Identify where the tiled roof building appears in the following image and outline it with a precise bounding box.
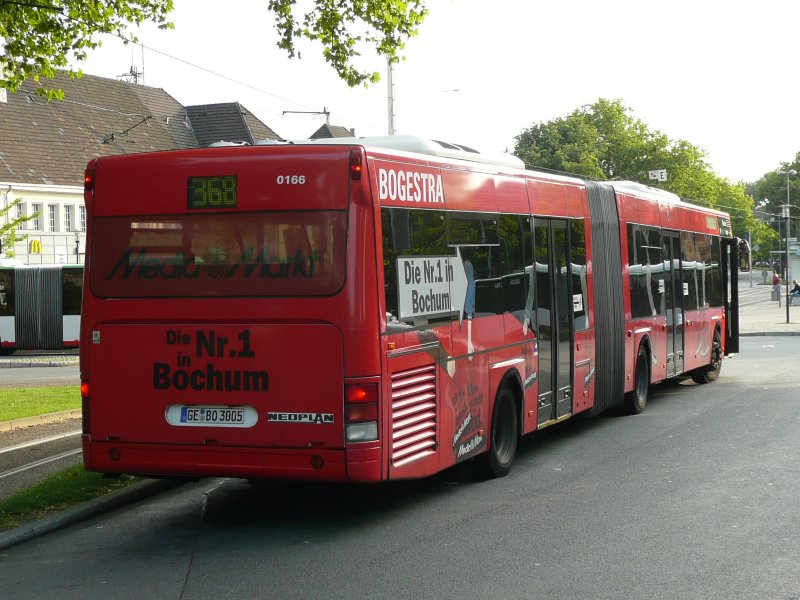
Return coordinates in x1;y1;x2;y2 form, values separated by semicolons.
0;72;281;263
186;102;282;148
309;123;354;139
1;72;198;187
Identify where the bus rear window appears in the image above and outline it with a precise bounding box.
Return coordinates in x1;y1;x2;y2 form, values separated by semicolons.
90;211;346;297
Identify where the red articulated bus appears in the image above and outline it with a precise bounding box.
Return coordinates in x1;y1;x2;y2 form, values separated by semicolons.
80;135;740;482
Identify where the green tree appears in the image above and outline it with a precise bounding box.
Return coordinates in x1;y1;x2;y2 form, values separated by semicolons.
747;153;800;260
268;0;428;87
1;199;38;259
514;98;757;238
748;153;800;219
0;0;174;99
0;0;427;99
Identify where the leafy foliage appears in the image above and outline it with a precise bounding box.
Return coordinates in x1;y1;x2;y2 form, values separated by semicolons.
267;0;428;86
0;0;175;99
746;154;800;260
0;0;428;98
514;99;758;238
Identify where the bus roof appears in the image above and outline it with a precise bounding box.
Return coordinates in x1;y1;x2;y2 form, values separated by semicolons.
256;134;526;170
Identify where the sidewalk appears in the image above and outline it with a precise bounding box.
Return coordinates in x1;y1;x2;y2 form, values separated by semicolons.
737;280;800;336
0;351;79;368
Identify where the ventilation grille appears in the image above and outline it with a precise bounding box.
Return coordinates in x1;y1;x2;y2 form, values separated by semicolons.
391;365;437;467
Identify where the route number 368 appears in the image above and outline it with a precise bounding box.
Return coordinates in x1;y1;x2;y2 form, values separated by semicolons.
277;175;306;184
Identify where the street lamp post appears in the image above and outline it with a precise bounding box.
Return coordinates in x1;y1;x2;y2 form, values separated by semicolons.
782;203;791;322
778;169;796;323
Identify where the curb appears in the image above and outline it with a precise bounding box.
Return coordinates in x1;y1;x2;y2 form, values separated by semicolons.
0;358;79;368
0;410;82;433
740;331;800;337
0;478;186;551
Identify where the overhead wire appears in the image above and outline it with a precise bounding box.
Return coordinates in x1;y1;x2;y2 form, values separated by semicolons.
55;10;385;133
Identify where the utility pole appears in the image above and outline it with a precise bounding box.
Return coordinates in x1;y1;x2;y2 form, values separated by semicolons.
387;58;396;136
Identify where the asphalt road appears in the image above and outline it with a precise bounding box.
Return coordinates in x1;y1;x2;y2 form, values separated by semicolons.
0;337;798;599
0;364;79;388
0;419;82;498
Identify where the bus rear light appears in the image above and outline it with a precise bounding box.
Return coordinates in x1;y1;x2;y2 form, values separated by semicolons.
346;422;378;443
81;381;90;434
346;403;378;423
350;149;363;180
346;382;377;403
345;381;378;442
82;398;90;435
84;161;96;191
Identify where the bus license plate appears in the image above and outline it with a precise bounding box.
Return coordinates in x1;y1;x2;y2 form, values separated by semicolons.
165;405;258;428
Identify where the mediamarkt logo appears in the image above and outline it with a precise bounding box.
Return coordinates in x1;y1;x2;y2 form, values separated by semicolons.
377;168;444;204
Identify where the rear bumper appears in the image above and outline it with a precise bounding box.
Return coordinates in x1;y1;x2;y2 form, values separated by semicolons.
83;437;383;482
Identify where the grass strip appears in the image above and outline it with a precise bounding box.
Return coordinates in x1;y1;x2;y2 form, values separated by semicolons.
0;386;80;422
0;465;138;531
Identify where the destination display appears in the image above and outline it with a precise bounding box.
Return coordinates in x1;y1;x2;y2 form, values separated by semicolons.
187;175;238;209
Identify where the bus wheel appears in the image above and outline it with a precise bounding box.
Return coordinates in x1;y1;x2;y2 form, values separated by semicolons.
624;344;649;415
691;330;722;384
474;386;518;479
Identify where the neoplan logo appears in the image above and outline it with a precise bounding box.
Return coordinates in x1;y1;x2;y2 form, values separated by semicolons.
268;412;334;425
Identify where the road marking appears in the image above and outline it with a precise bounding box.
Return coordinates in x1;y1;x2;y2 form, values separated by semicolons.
0;448;82;480
0;430;81;455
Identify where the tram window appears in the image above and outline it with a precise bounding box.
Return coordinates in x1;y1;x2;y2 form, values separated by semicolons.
62;269;83;316
0;269;14;317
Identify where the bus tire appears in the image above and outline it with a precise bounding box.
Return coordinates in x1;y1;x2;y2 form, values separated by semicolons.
474;385;518;479
624;344;649;415
691;329;722;384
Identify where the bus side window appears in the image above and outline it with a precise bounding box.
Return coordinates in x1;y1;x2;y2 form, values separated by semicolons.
499;215;531;319
570;218;588;331
681;231;700;311
381;207;447;327
706;235;723;308
447;212;501;317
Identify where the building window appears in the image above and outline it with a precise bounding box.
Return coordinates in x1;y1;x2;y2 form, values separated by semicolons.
15;202;24;230
49;204;58;232
79;205;86;231
32;203;42;231
64;205;73;232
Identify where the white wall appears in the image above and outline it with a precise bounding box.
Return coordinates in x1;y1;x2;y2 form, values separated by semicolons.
1;182;85;265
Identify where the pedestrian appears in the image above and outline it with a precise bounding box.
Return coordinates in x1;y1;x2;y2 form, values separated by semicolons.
790;279;800;304
773;270;782;306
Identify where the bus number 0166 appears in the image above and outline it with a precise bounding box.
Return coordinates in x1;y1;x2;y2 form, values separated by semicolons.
276;175;306;185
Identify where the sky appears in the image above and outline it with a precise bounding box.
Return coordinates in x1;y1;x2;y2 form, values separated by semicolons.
72;0;800;183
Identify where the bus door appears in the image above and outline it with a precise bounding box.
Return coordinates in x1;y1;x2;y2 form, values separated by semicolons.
534;219;573;427
662;230;684;376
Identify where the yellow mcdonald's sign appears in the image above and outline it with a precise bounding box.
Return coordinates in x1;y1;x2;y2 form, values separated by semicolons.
30;239;42;253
